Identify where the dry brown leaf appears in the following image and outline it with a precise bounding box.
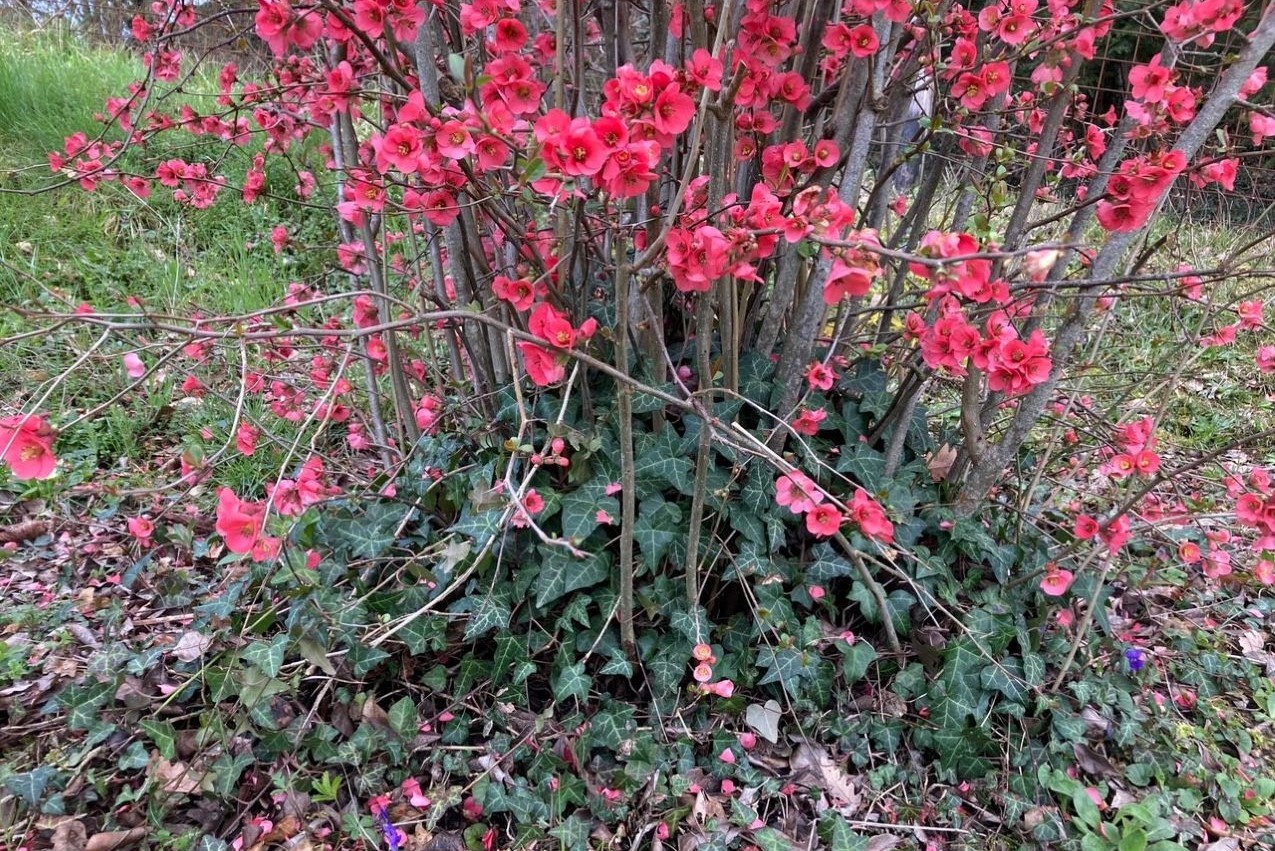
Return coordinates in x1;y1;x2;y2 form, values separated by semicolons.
359;695;394;735
865;835;903;851
171;631;212;663
1072;743;1118;777
0;520;48;544
691;790;726;824
1200;839;1240;851
1238;630;1267;658
790;742;861;812
421;833;465;851
46;656;79;679
678;830;709;851
927;444;958;481
147;755;206;795
85;828;149;851
66;624;100;648
51;819;87;851
1080;706;1113;738
281;835;314;851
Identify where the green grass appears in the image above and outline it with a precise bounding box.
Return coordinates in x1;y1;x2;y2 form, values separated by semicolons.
0;28;334;475
0;26;140;161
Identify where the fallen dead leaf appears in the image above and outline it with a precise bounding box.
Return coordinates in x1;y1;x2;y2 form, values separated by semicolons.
1200;839;1240;851
147;754;207;795
691;790;726;824
422;833;465;851
46;656;79;679
927;444;958;481
0;520;48;544
359;695;394;736
66;624;100;648
745;700;782;743
85;829;149;851
1110;789;1138;810
865;835;903;851
1072;743;1118;777
170;631;212;663
789;742;861;812
1238;630;1267;659
281;834;314;851
51;819;87;851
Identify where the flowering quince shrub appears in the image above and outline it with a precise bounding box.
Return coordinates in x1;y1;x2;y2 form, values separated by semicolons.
6;0;1275;835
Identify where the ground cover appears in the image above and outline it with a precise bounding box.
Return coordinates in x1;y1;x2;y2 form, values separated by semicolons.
3;8;1275;851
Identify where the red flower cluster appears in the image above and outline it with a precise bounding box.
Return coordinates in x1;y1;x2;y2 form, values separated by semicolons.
1159;0;1244;46
775;472;893;543
215;487;280;561
666;226;732;293
517;303;598;386
0;414;58;480
1095;150;1186;233
266;457;339;518
254;0;322;57
916;297;1052;396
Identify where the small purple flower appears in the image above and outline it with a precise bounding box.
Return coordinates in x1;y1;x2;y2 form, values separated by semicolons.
1125;648;1147;672
376;806;403;851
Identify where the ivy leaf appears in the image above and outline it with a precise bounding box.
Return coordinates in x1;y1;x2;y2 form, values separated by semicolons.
318;502;409;559
455;657;491;698
729;503;766;545
409;434;464;476
757;647;814;695
981;657;1028;704
553;659;590;703
560;488;619;543
634;496;683;566
60;679;115;732
141;719;178;761
535;548;611;609
600;651;633;677
835;444;887;491
210;752;255;798
646;638;686;717
741;461;772;516
739;351;777;405
1023;652;1046;687
548;815;592;849
753;828;797;851
807;544;855;583
841;641;877;685
590;702;636;750
556;595;592;631
634;430;694;495
4;765;61;808
396;616;446;654
118;741;149;771
731;798;762;829
670;604;709;645
344;641;390;676
242;634;288;678
932;724;993;777
818;812;868;851
388;697;418;740
847;578;880;622
492;633;526;675
632;384;678;414
465;592;512;639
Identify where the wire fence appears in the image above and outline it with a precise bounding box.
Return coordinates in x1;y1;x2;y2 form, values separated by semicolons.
1081;5;1275;227
2;0;1272;225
